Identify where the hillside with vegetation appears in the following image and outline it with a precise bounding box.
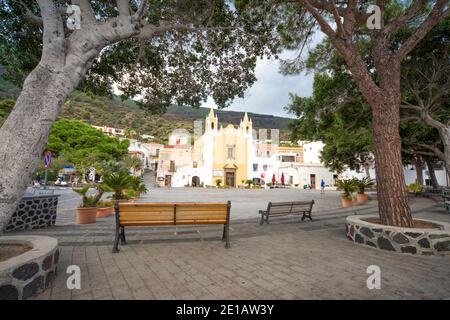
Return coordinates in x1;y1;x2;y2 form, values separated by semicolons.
0;78;292;143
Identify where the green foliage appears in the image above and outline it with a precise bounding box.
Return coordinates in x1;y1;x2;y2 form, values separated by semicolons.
215;178;222;187
120;155;143;173
286;71;373;173
73;184;108;208
97;200;113;208
0;98;14;126
0;0;274;113
245;179;253;187
128;176;148;195
355;177;375;194
407;183;424;193
103;172;134;200
124;189;137;199
336;179;357;200
46;118;129;166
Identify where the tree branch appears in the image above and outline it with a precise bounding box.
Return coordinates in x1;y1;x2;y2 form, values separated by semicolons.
383;0;427;36
132;0;148;21
417;143;445;162
37;0;65;69
137;21;237;39
71;0;96;24
19;0;43;25
117;0;131;17
396;0;450;63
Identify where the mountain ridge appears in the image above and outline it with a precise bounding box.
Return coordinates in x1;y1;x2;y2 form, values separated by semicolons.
0;78;293;143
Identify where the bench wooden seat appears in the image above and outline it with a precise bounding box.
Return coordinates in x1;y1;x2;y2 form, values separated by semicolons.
259;200;314;225
113;201;231;252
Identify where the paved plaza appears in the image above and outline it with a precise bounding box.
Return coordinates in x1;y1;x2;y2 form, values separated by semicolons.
10;185;450;300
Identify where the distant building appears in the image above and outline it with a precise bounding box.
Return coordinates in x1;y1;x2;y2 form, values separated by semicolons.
92;125;125;137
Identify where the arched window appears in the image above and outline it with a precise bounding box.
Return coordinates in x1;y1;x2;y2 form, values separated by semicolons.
211;122;215;130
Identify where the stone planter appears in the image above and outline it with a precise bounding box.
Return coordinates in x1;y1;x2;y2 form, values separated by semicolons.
341;197;354;207
4;194;60;232
346;215;450;255
356;193;368;203
0;236;59;300
96;207;114;218
76;207;97;224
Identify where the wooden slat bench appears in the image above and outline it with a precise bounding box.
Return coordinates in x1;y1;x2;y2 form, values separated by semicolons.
112;201;231;252
259;200;314;225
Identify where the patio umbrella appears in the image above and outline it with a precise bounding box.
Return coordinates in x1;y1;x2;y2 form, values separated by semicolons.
272;174;276;185
281;173;285;186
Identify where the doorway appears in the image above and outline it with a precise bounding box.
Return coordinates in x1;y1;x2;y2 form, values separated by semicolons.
310;174;316;189
225;171;235;187
192;176;200;187
164;175;172;187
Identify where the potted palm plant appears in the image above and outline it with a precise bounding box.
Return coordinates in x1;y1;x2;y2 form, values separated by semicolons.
96;200;114;218
73;184;107;224
215;178;222;188
129;176;148;199
355;177;375;203
103;171;133;202
337;179;357;207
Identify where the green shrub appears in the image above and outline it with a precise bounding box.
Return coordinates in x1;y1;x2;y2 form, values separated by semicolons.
337;179;358;200
355;177;375;194
97;200;113;208
408;183;423;193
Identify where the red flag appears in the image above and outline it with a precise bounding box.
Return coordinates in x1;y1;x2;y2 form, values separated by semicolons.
281;173;285;186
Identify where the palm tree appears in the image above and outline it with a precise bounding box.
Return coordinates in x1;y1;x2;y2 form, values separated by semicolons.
103;172;133;200
120;155;143;175
124;128;137;140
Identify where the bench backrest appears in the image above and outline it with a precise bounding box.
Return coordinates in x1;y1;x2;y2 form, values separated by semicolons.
117;202;230;226
267;200;314;215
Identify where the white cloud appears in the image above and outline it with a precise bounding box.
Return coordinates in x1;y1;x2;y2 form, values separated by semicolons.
202;32;325;118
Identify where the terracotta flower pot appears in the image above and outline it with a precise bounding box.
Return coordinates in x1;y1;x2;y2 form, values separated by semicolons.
356;193;369;203
96;207;114;218
76;207;97;224
341;197;354;208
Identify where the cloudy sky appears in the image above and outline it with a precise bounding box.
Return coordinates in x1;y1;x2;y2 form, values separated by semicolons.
201;58;314;119
201;33;324;119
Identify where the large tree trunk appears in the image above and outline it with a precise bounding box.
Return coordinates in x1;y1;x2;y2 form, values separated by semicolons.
350;47;413;227
425;158;439;188
0;66;78;232
0;0;142;232
371;97;413;227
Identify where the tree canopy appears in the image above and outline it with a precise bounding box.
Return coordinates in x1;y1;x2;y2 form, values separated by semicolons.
0;0;276;113
46;118;130;165
286;15;449;179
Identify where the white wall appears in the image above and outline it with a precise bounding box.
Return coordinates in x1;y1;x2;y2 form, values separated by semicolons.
302;141;325;164
404;165;449;186
297;165;337;189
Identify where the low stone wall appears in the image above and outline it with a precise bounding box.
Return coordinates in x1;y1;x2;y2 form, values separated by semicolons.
0;236;59;300
346;215;450;255
4;194;60;232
